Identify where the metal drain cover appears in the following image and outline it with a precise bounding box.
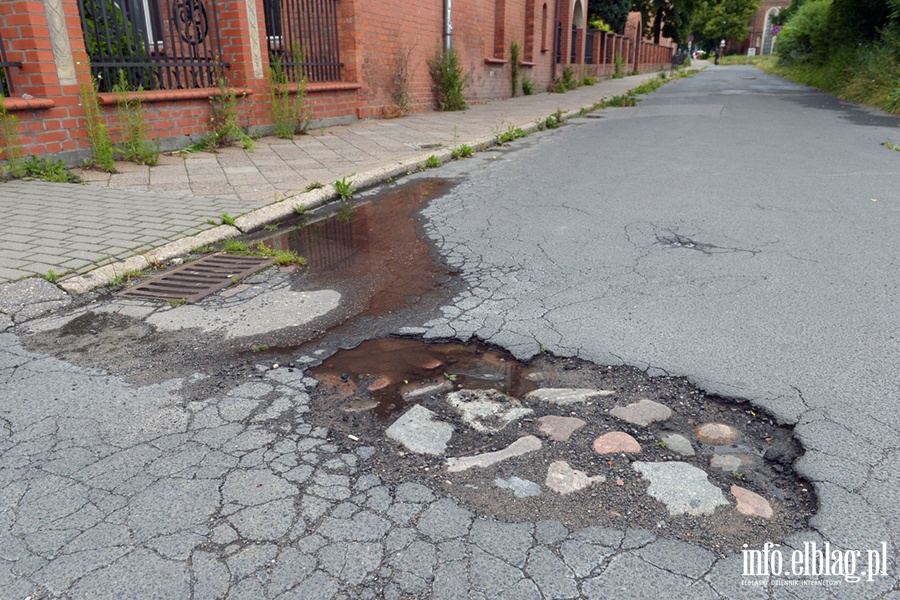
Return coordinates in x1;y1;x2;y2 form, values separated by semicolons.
118;253;274;302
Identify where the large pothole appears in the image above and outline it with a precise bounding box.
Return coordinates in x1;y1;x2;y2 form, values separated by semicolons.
306;336;815;554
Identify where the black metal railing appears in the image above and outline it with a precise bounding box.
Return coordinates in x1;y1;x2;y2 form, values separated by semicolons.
555;21;562;63
0;28;22;96
570;26;576;63
77;0;225;92
263;0;342;83
585;29;595;64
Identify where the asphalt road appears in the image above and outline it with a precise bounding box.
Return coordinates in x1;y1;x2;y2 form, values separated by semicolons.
2;65;898;599
420;64;900;593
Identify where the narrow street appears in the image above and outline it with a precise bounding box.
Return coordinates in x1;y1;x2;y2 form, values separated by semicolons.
1;65;898;598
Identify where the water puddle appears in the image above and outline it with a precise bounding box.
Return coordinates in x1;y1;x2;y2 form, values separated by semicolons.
309;337;538;419
250;178;456;333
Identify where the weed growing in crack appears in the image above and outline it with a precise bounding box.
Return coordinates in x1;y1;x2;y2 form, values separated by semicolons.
614;52;625;78
112;70;160;165
267;46;311;138
510;40;521;97
425;154;442;168
17;156;80;183
253;241;306;265
497;124;527;144
452;144;474;159
334;177;354;201
110;269;142;287
0;92;25;178
77;60;116;172
384;45;414;118
178;76;255;154
521;75;536;96
220;213;236;226
428;46;469;111
223;239;248;253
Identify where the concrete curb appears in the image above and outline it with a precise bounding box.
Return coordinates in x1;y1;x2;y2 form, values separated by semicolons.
60;254;151;295
60;71;671;295
60;225;241;294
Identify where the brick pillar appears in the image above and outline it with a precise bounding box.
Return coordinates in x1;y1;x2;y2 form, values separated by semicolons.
2;1;66;99
217;0;261;89
591;31;600;65
558;0;572;64
524;0;535;62
338;0;358;84
597;32;606;65
494;0;507;59
574;27;584;65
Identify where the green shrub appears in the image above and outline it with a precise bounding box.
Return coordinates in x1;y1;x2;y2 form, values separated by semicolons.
268;46;310;138
521;75;536;95
78;66;116;173
776;0;833;64
614;53;625;78
19;156;81;183
0;93;24;177
112;70;159;165
428;47;469;111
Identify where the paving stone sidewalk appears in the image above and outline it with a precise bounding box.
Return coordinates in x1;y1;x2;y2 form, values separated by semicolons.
0;72;661;286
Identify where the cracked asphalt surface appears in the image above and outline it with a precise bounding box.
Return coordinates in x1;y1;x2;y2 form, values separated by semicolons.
2;65;899;598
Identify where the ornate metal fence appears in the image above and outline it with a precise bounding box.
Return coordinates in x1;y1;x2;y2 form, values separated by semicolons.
77;0;225;92
0;28;21;96
585;29;595;64
570;26;576;63
263;0;342;83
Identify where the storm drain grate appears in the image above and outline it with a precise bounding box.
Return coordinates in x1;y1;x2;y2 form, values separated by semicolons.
117;253;274;302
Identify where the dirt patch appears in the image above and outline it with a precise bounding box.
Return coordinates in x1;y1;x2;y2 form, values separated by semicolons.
307;337;816;554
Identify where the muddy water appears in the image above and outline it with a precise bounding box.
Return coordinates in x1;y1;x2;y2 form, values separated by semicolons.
309;337;541;419
256;178;454;322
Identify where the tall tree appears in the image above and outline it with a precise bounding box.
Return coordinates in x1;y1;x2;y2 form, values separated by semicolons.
830;0;893;40
630;0;698;44
693;0;762;44
587;0;633;33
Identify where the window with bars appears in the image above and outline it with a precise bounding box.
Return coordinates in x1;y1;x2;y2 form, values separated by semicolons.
77;0;225;92
0;27;22;97
263;0;343;83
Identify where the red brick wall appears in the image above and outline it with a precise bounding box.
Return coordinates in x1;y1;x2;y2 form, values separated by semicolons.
740;1;788;55
0;0;665;163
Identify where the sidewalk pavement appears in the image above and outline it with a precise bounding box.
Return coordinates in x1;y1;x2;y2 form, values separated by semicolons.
0;71;665;292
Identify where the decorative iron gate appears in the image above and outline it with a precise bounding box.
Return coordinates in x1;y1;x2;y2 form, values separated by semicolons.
77;0;225;92
263;0;343;83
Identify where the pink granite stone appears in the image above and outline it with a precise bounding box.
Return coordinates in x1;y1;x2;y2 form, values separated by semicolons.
695;423;738;445
592;432;642;454
731;485;774;519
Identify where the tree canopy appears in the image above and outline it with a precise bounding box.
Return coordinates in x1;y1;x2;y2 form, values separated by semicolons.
587;0;633;33
691;0;762;45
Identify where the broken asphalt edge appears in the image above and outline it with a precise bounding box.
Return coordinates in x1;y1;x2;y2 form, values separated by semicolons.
58;70;679;295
